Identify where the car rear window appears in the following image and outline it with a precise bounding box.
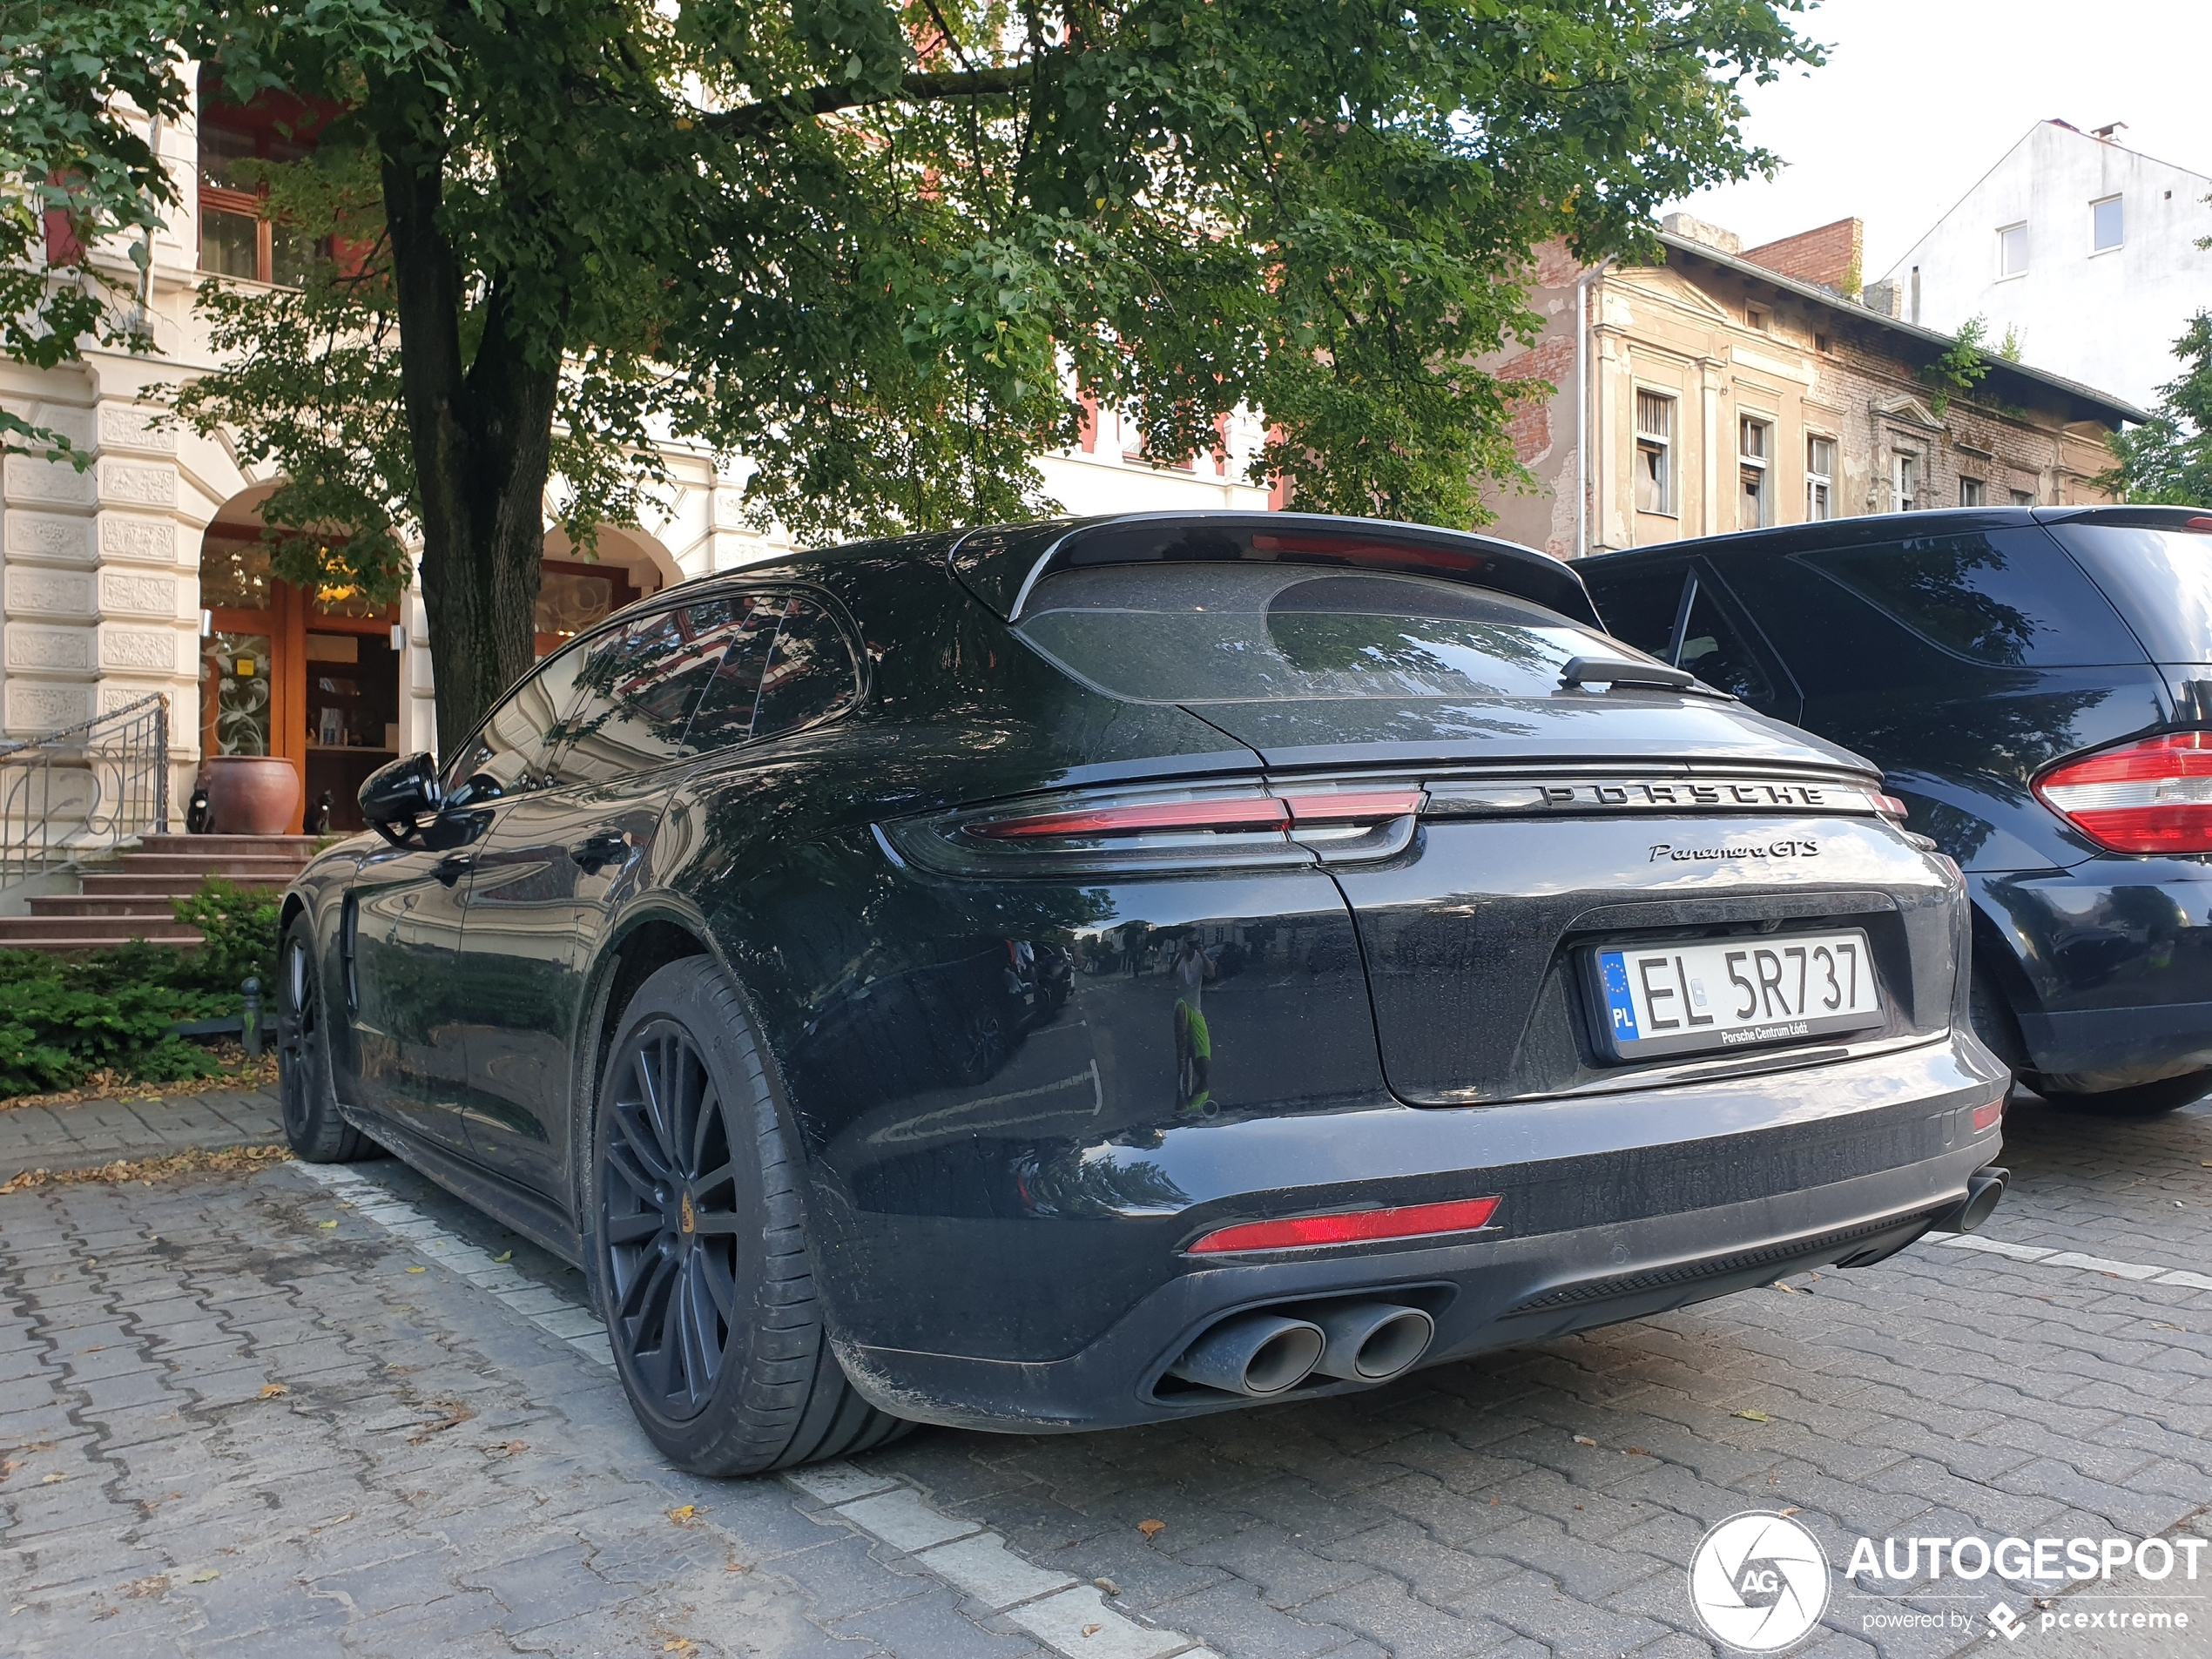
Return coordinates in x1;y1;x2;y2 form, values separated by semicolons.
2043;524;2212;664
1792;529;2141;667
1013;566;1622;704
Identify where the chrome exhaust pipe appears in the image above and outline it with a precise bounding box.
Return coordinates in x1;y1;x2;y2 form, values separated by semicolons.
1307;1301;1435;1384
1928;1165;2008;1234
1169;1312;1325;1397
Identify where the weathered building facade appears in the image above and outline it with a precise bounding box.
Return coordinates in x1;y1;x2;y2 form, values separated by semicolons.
1485;221;2143;563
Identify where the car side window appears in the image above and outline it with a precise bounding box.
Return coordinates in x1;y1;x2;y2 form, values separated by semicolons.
1677;582;1777;706
445;642;590;798
1588;565;1691;660
683;593;860;751
753;597;862;738
549;597;767;787
1794;530;2140;667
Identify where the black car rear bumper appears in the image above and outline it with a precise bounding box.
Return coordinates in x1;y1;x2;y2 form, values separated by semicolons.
831;1033;2007;1433
1977;860;2212;1083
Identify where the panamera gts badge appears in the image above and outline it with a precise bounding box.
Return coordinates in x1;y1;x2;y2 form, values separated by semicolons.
1649;840;1820;863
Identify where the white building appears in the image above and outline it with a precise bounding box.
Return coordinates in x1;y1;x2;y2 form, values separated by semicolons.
2;72;1270;836
1882;120;2212;412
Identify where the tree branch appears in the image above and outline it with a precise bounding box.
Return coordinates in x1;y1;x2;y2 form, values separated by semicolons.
702;64;1042;139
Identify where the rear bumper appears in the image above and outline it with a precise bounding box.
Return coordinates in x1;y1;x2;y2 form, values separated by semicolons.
1976;860;2212;1082
833;1032;2007;1433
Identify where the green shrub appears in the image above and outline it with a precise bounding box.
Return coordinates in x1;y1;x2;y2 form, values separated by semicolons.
0;873;282;1097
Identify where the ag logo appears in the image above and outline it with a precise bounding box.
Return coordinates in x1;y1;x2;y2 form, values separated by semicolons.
1688;1511;1831;1652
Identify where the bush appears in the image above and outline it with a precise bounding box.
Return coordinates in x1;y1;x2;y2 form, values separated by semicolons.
0;873;284;1097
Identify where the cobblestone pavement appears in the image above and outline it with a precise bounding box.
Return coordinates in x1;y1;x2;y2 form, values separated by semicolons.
0;1087;280;1181
0;1092;2206;1657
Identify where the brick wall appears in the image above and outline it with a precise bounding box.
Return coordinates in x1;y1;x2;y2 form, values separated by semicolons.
1741;218;1864;294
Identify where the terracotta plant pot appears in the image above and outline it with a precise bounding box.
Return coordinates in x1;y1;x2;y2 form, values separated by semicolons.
204;755;301;836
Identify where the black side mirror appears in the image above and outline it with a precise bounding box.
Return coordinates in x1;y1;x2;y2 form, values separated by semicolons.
359;752;443;847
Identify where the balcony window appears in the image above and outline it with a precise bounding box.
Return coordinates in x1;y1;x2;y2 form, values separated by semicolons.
1635;390;1675;515
1738;415;1771;529
1806;435;1836;522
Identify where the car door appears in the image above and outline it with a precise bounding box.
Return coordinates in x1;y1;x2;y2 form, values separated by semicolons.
343;656;581;1152
451;593;776;1195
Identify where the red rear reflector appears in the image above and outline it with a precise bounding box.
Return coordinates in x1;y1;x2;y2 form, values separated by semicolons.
1972;1100;2005;1132
974;797;1289;839
2034;732;2212;853
1282;788;1426;824
1186;1196;1501;1255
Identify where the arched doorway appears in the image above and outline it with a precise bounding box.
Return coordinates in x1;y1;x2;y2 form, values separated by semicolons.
198;492;402;834
532;528;678;656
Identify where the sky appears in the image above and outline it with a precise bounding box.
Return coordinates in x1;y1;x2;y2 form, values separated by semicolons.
1662;0;2212;280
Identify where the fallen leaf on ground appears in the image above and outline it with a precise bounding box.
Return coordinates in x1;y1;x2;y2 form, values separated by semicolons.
39;1473;64;1484
661;1641;697;1656
1773;1282;1799;1294
493;1250;513;1263
1094;1577;1120;1596
125;1575;168;1599
668;1505;698;1526
1572;1434;1596;1447
494;1440;528;1456
405;1399;476;1444
317;1220;338;1230
1082;1624;1103;1637
0;1145;288;1195
1624;1447;1651;1456
405;1266;426;1274
258;1384;287;1399
185;1570;219;1584
1136;1519;1165;1539
725;1561;751;1574
1487;1496;1500;1506
1778;1507;1800;1517
1733;1409;1771;1423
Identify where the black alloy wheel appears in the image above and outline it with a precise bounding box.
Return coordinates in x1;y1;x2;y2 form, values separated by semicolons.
589;957;911;1474
600;1021;741;1420
275;916;378;1163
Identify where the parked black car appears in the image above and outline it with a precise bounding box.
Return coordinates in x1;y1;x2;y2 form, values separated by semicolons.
278;512;2006;1475
1581;505;2212;1116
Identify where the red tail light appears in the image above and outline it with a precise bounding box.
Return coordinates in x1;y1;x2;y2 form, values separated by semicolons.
1872;792;1909;821
2034;733;2212;853
973;795;1288;839
1186;1195;1501;1255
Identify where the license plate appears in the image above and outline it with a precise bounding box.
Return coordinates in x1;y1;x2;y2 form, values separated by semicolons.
1588;930;1883;1061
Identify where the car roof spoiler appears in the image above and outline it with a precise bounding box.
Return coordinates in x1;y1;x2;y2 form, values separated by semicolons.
944;512;1602;627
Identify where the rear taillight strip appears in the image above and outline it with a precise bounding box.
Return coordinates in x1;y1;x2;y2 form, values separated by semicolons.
972;795;1288;839
2034;733;2212;854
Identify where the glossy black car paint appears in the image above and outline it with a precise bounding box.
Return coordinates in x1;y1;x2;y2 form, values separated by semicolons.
286;512;2005;1433
1581;505;2212;1093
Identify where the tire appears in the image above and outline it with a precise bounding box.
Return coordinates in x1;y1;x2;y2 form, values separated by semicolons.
276;915;381;1163
1966;961;2027;1076
2040;1069;2212;1118
586;958;912;1476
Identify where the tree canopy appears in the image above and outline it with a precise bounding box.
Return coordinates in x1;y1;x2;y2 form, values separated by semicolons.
12;0;1823;749
2100;311;2212;508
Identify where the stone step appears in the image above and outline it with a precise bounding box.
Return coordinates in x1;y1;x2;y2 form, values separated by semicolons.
24;894;198;919
0;915;204;947
78;873;240;897
111;854;312;880
138;833;321;855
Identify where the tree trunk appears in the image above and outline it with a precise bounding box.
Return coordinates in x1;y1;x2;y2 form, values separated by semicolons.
377;115;560;759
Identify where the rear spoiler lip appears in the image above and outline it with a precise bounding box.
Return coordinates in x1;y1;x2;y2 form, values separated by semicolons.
946;511;1602;628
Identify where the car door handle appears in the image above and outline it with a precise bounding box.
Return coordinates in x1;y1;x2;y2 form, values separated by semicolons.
433;852;475;887
570;829;633;873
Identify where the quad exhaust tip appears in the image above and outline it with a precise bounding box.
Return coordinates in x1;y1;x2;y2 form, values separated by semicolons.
1168;1299;1437;1399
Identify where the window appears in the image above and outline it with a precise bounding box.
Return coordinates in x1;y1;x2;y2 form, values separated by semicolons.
1584;566;1693;660
1738;416;1771;529
450;646;589;797
1910;264;1922;322
1796;532;2141;668
1806;435;1836;522
2011;489;2036;507
2092;194;2123;253
550;600;770;785
1893;452;1919;513
681;593;861;751
1959;477;1985;508
1635;391;1675;515
1676;583;1776;706
1998;223;2029;279
1814;332;1831;354
1745;305;1770;332
197;72;329;287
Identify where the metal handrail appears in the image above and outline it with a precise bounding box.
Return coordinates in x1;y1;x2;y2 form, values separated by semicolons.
0;692;171;896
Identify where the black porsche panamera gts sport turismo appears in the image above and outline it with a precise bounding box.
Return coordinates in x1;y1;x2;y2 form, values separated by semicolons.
278;512;2011;1475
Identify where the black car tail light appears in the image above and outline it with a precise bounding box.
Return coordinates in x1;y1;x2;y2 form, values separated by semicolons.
880;781;1427;876
2033;732;2212;854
